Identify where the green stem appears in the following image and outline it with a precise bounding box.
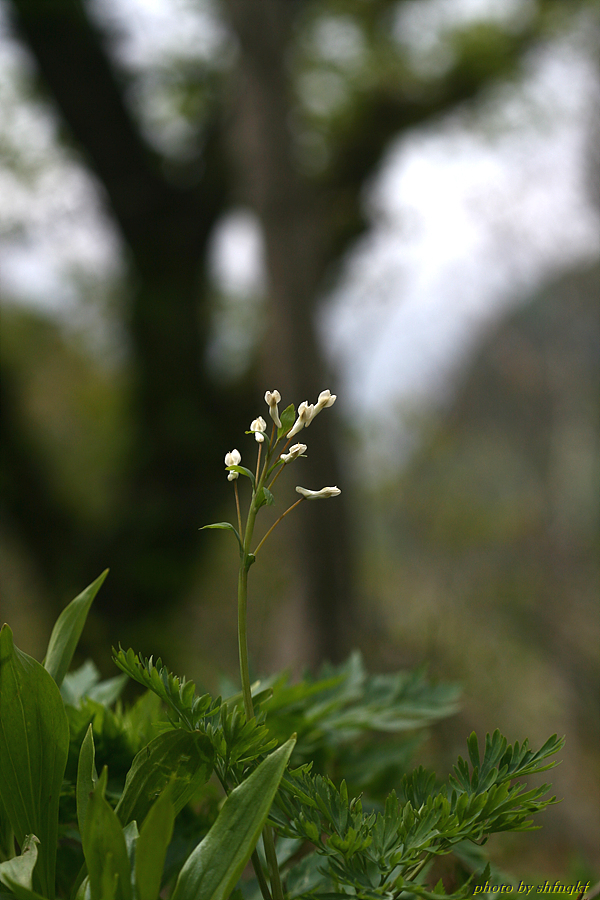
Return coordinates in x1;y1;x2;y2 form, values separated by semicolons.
237;562;253;720
251;849;273;900
263;824;285;900
253;497;304;556
236;436;287;895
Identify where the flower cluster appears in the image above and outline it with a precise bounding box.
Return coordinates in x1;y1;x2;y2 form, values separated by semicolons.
223;388;340;502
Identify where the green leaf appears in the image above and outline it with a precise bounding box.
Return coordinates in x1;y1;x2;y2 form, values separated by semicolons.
43;571;108;687
0;835;39;891
0;625;69;899
82;768;131;900
115;729;214;827
171;736;296;900
200;522;243;552
76;725;98;837
263;487;274;505
224;464;256;488
112;648;220;731
135;784;175;900
277;404;295;440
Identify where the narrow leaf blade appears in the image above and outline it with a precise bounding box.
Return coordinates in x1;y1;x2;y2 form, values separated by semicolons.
44;571;108;687
76;725;97;837
135;785;175;900
82;769;131;900
171;736;295;900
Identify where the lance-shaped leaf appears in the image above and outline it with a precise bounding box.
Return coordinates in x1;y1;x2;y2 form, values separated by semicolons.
115;729;214;827
44;571;108;687
0;625;69;899
171;736;296;900
135;784;175;900
82;768;131;900
200;522;243;552
76;725;98;837
277;404;295;440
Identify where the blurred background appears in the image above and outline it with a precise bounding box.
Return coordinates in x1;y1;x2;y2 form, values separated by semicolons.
1;0;598;883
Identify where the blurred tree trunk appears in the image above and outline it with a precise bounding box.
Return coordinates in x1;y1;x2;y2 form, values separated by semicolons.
3;0;557;661
223;0;355;664
4;0;243;623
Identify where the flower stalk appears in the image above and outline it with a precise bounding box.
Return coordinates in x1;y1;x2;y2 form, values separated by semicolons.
208;388;340;899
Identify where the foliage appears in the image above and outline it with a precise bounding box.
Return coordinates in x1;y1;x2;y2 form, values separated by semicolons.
0;574;564;900
0;391;565;898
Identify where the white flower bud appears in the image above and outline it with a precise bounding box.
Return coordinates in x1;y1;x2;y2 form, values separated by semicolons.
295;485;341;500
280;443;307;464
264;390;282;428
250;416;267;442
311;389;337;420
287;401;314;438
224;449;241;480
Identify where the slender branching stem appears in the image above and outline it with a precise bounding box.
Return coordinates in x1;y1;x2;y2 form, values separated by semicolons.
263;824;285;900
236;421;303;897
251;849;273;900
234;480;242;537
253;498;304;556
266;462;286;492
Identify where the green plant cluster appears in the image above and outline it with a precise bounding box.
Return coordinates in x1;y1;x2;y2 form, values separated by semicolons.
0;393;565;900
0;573;563;900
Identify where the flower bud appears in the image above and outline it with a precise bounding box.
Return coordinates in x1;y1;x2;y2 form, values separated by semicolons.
225;449;241;480
287;401;314;438
311;389;337;420
280;443;307;464
250;416;267;442
295;485;341;500
264;390;282;428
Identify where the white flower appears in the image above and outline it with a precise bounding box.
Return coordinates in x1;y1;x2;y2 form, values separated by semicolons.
295;485;341;500
264;390;282;428
287;401;314;438
225;449;241;480
280;443;307;464
250;416;267;442
311;389;337;420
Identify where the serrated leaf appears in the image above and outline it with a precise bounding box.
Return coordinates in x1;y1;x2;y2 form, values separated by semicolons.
0;625;69;899
43;571;108;687
171;736;296;900
115;729;214;827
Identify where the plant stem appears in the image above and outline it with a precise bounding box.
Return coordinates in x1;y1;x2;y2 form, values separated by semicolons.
237;562;254;720
251;849;273;900
234;480;242;536
236;436;288;897
263;824;285;900
253;498;304;556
